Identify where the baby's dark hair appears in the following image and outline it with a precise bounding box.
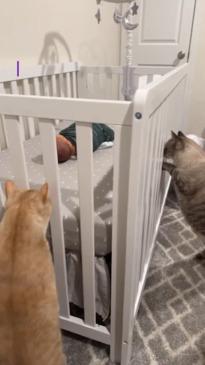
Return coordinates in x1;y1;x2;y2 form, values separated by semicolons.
56;135;73;163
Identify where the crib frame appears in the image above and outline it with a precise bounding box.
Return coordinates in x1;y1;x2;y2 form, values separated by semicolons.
0;61;188;364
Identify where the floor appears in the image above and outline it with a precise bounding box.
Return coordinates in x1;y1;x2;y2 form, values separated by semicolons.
62;191;205;364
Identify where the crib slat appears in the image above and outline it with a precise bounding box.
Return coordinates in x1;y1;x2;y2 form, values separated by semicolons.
0;183;5;208
149;104;167;251
55;75;61;97
0;84;8;149
51;75;58;97
42;77;48;96
64;73;72;97
39;120;70;318
10;81;25;141
141;114;156;270
76;122;96;326
23;79;36;138
139;115;153;277
59;74;65;97
51;75;60;125
4;115;29;188
70;71;78;98
73;71;78;97
0;115;7;150
33;78;41;135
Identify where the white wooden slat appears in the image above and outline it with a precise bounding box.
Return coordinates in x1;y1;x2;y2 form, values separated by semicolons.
143;113;158;268
0;94;132;126
39;120;70;318
142;113;157;266
4;115;29;189
69;73;75;98
42;76;49;96
51;75;60;125
139;116;156;280
51;75;59;97
72;71;78;98
152;103;169;240
23;79;36;138
76;122;96;326
148;106;167;260
47;76;53;97
77;69;89;99
55;75;61;97
110;125;132;363
0;83;8;149
33;78;41;135
33;78;41;94
10;81;25;141
0;183;5;208
59;73;65;97
64;73;72;98
0;114;7;150
133;176;172;318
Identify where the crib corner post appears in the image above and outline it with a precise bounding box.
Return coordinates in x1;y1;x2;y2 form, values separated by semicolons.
110;123;132;364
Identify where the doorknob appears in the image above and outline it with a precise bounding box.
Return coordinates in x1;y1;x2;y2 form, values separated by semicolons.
177;51;186;60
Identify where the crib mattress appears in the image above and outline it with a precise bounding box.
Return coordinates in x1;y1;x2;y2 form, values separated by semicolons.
0;131;113;256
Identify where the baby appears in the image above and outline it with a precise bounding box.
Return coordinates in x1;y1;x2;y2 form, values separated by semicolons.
56;123;114;163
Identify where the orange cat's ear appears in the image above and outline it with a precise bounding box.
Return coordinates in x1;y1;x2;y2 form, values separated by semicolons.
40;183;49;203
5;180;16;199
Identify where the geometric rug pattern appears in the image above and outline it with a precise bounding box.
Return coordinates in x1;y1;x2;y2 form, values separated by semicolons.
62;191;205;364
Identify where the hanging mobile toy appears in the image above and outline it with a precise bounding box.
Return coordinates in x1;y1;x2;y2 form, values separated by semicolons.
95;0;139;100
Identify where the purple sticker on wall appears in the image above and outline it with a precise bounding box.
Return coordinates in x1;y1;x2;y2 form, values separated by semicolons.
17;61;20;77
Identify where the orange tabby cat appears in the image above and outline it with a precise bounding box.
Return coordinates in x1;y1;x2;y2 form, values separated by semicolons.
0;181;65;365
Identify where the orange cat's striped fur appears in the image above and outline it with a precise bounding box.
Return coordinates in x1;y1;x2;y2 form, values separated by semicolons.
0;181;65;365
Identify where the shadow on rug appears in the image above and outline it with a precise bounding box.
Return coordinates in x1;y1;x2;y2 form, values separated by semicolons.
62;190;205;365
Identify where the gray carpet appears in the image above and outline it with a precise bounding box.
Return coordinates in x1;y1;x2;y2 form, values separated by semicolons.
62;191;205;365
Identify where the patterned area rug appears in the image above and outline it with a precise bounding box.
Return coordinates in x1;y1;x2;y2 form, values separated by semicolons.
62;191;205;365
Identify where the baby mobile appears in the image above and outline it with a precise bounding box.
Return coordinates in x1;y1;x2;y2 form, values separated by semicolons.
95;0;139;100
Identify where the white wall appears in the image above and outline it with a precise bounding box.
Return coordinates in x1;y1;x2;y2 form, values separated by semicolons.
0;0;121;69
187;0;205;136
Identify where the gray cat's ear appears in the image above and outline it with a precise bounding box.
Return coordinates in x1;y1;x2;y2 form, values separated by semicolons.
5;180;17;199
171;131;178;139
40;183;49;203
178;131;186;138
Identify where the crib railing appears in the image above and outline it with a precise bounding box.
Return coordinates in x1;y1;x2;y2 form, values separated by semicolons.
0;62;79;146
0;90;133;346
0;62;189;365
121;63;188;364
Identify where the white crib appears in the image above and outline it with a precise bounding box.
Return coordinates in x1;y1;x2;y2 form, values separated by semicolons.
0;61;188;364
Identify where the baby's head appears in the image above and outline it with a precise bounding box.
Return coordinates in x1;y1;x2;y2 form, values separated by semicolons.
56;135;75;163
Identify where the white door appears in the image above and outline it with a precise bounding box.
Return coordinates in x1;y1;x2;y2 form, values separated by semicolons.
121;0;196;66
